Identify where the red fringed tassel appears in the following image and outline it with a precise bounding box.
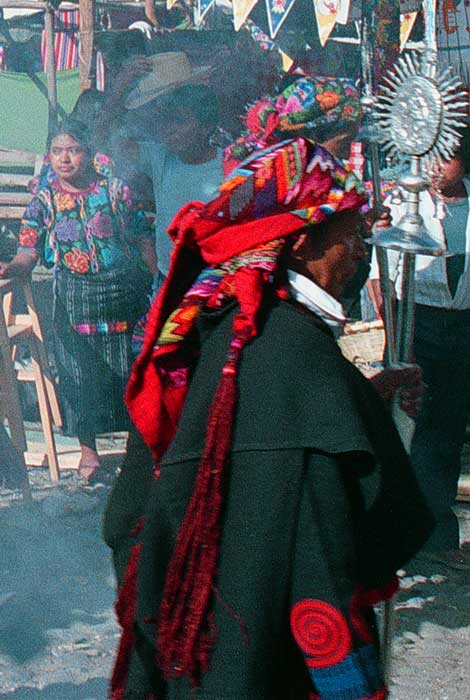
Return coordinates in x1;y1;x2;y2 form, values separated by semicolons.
157;365;238;686
110;541;144;699
353;577;399;608
111;693;158;700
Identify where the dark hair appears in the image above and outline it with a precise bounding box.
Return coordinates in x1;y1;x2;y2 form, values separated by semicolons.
70;88;106;127
160;84;219;130
303;119;358;144
49;118;92;152
456;124;470;173
95;29;148;70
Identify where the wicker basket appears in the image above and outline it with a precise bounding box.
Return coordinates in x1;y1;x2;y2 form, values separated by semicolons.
338;320;385;374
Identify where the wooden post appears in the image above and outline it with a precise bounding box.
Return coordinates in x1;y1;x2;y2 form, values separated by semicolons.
43;5;58;138
79;0;94;92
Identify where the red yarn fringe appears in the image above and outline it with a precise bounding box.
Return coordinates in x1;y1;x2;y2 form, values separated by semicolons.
111;693;157;700
310;690;387;700
110;541;143;699
353;577;399;607
157;368;238;686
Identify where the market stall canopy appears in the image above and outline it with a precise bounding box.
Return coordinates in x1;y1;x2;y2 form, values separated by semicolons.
0;69;79;152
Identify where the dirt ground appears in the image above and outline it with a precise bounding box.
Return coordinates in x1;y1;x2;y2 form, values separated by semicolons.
1;449;470;699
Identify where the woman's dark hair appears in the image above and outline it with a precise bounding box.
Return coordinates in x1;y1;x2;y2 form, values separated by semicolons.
70;88;106;128
48;118;92;152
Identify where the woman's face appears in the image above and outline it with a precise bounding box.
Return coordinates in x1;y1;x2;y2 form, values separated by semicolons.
49;133;88;184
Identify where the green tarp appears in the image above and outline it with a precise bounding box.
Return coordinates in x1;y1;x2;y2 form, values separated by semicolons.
0;69;80;153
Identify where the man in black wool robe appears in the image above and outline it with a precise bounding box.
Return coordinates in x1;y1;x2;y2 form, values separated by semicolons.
104;136;433;700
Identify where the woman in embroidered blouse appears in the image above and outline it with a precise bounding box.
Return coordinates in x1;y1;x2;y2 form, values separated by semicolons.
0;119;157;483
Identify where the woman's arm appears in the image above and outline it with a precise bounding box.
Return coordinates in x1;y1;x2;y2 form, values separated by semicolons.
137;236;158;274
115;179;157;273
0;250;39;279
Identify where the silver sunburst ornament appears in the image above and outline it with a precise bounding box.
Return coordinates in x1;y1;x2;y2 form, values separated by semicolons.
374;50;467;167
368;48;468;257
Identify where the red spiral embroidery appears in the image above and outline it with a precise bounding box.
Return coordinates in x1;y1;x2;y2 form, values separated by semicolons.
290;599;352;669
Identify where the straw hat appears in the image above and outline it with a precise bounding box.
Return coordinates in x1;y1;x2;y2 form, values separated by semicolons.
125;51;213;110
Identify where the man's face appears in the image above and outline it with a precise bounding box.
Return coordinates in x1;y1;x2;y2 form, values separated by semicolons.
295;211;368;299
433;154;465;192
157;106;209;157
321;213;367;293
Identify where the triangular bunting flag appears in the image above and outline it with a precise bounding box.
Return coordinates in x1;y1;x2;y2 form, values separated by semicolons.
244;19;276;50
232;0;259;31
336;0;351;25
280;49;294;71
400;11;418;51
195;0;217;25
265;0;298;39
312;0;340;47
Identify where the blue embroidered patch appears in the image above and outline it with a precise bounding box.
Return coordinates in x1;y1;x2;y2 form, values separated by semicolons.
309;645;384;700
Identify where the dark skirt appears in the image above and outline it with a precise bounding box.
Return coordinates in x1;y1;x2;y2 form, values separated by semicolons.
53;266;150;437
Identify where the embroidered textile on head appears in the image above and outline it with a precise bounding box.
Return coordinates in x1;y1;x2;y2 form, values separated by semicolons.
113;137;367;696
224;76;361;176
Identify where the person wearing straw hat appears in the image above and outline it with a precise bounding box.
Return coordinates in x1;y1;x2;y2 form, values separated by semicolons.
104;136;433;700
121;52;224;293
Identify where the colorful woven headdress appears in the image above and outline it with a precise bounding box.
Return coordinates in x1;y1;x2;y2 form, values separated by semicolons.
114;138;367;696
224;76;361;175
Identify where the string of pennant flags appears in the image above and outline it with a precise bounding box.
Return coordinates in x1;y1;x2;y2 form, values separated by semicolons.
183;0;423;45
183;0;470;93
143;0;470;65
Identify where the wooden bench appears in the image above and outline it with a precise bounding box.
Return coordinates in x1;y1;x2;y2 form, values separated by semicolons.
0;147;43;221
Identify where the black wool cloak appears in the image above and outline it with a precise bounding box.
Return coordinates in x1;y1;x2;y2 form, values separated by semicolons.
104;297;434;700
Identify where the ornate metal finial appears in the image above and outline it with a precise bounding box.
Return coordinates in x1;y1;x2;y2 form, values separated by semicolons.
374;51;468;168
368;47;468;256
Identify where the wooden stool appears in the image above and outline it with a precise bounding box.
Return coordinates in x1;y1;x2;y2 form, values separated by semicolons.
0;276;61;485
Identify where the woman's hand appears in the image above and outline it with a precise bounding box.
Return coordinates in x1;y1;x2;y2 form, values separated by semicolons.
370;363;424;418
0;251;38;279
0;261;11;279
137;237;158;274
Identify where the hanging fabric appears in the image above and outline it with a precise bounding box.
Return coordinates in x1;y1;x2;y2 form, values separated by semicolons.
41;9;79;72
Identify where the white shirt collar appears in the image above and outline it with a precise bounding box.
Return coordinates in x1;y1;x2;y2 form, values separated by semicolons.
287;269;347;338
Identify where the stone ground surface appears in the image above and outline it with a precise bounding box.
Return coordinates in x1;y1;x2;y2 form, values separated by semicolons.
1;434;470;699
